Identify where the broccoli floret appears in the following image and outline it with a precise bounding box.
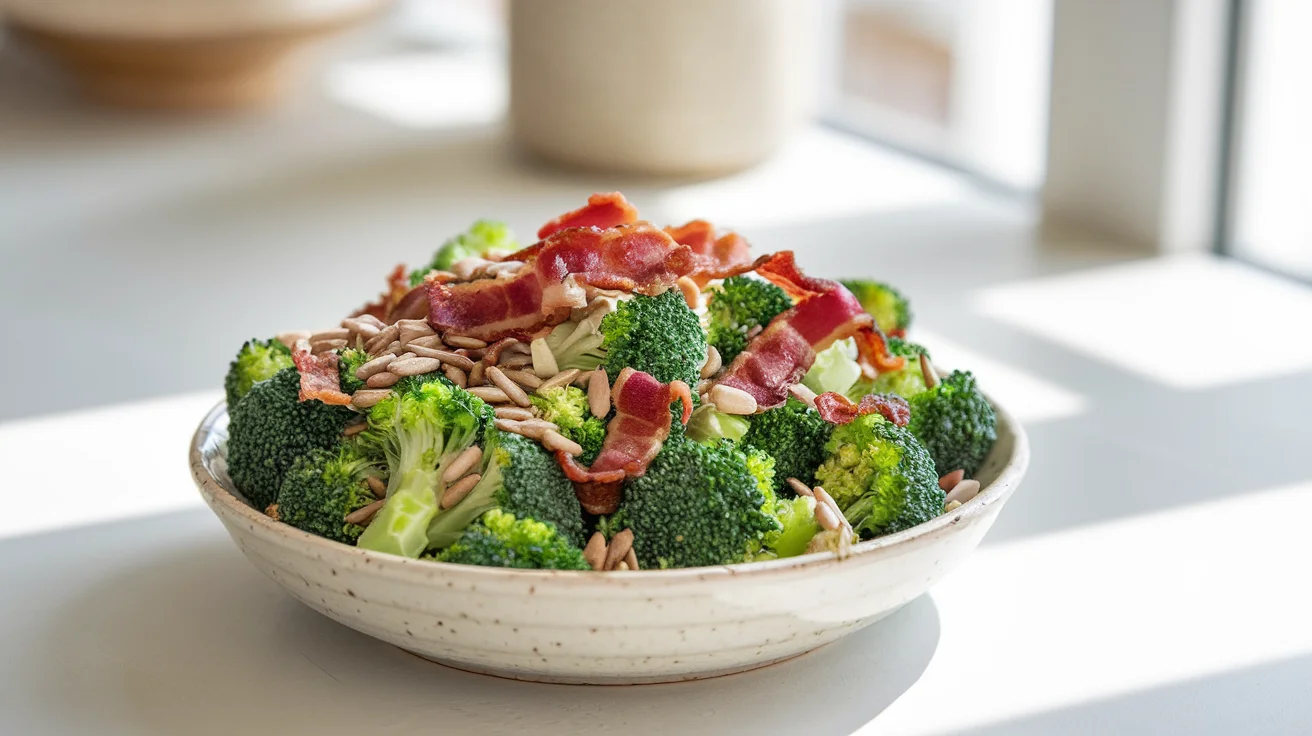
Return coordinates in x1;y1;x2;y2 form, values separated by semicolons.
544;312;608;371
617;437;780;569
601;290;707;386
802;338;862;396
276;445;379;544
224;338;293;407
226;367;356;510
840;280;912;336
907;370;997;478
848;338;930;400
426;429;586;550
338;347;369;394
705;276;793;365
765;495;823;558
409;219;517;285
355;379;492;558
814;413;943;538
685;403;751;445
436;509;589;570
740;397;833;494
529;386;606;464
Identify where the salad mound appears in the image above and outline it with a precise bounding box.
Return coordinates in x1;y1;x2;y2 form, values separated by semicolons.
224;192;997;570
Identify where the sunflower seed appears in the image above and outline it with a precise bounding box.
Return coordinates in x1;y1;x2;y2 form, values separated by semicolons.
786;477;814;497
351;389;392;409
695;379;713;396
311;338;347;355
938;469;965;491
536;368;580;393
604;529;634;571
444;365;468;388
814;501;840;531
311;328;351;343
530;338;559;377
343;423;368;437
381;340;405;357
440;473;482;509
444;335;488;350
468;362;486;386
615;561;630;571
355;354;396;380
588;369;610;418
406;335;444;349
920;353;939;390
366;476;386;498
345;498;386;526
789;384;819;409
494;406;535;421
406;344;476;371
944;500;963;513
583;532;607;571
366;372;399;388
390;357;441;377
501;368;542;389
441;446;483;484
275;331;311;349
397;319;435;345
709;384;757;415
357;314;387;329
494;418;547;440
468;386;511;403
542;429;583;456
365;324;399;354
624;547;639;571
700;345;722;378
486;366;532;407
746;324;764;339
677;276;701;309
944;479;981;506
813;486;840;516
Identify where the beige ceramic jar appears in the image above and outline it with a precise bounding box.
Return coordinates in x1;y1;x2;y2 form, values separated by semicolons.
509;0;819;176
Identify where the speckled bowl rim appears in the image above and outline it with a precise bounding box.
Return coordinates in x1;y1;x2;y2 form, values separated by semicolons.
191;395;1028;584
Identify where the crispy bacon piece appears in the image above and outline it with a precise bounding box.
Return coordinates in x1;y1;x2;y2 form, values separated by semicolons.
427;223;693;341
290;340;352;406
536;192;640;241
713;251;901;411
814;392;910;427
665;219;755;286
556;369;693;514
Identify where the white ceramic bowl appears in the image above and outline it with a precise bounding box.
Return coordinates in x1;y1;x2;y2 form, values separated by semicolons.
191;398;1028;684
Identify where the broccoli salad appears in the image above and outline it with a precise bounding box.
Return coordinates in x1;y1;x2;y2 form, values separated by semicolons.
220;192;996;571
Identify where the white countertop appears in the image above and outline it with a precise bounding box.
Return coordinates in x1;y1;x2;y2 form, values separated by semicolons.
3;24;1312;735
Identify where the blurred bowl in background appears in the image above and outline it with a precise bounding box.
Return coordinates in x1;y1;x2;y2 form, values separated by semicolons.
509;0;819;176
3;0;388;109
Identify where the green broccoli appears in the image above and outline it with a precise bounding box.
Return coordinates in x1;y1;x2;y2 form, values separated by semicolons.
802;338;862;396
764;495;823;558
354;379;492;558
275;445;379;544
840;280;912;336
616;437;780;569
705;276;793;365
740;397;833;494
848;338;930;400
226;367;357;510
529;386;606;463
544;311;608;371
426;429;586;550
409;219;517;285
601;289;708;386
907;370;997;478
685;403;751;445
436;509;589;570
338;347;370;394
224;338;294;407
814;413;943;538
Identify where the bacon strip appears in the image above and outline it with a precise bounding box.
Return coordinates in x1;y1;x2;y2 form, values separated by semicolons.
427;223;693;341
291;340;352;406
536;192;640;241
556;369;693;514
713;251;901;411
665;219;755;286
814;392;910;427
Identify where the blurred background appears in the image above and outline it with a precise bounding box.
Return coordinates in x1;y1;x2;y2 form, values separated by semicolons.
1;1;1310;731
